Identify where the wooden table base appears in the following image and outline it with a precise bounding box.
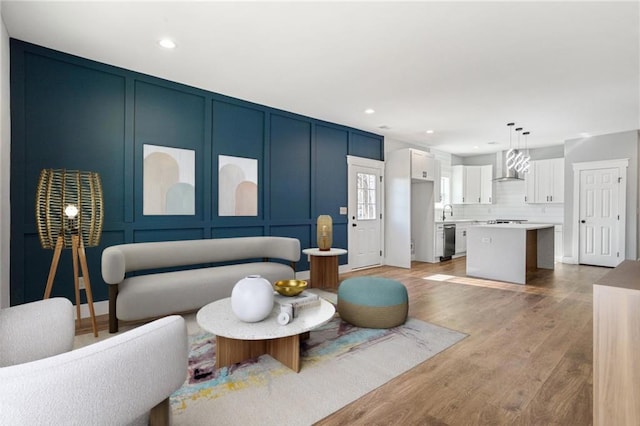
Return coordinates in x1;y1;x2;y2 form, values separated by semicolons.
216;334;301;372
309;255;339;289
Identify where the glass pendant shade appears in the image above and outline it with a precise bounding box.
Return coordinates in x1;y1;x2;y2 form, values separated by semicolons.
317;215;333;251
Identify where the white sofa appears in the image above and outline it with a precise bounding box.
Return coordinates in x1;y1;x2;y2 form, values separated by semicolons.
0;298;188;425
102;236;300;332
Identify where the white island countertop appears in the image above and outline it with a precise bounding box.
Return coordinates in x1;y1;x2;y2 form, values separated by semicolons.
466;224;555;284
471;223;556;230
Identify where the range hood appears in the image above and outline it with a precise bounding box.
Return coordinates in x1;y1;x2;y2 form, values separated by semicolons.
493;150;524;181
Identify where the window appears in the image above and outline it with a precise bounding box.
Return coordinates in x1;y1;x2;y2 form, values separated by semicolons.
437;176;451;207
356;172;377;220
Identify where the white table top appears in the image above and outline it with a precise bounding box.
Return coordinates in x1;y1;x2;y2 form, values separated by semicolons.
302;248;348;256
197;297;335;340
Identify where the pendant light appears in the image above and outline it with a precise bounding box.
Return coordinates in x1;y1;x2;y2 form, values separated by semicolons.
521;131;531;173
506;124;531;173
505;123;518;171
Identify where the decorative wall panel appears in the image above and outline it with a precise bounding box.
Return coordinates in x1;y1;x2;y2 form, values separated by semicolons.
10;39;383;305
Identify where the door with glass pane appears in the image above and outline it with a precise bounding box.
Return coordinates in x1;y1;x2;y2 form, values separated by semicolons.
348;161;383;269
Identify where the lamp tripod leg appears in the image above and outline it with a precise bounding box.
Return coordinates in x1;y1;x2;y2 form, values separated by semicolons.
43;236;64;299
71;235;82;330
77;237;98;337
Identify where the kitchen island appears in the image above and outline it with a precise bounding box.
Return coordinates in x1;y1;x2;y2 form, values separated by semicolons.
466;223;555;284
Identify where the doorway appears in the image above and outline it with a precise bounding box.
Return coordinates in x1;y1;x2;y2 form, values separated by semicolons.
572;159;628;267
347;155;384;270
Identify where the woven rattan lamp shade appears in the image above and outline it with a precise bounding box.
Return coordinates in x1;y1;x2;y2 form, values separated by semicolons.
35;169;104;249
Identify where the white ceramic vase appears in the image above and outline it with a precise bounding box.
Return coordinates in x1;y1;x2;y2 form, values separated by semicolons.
231;275;274;322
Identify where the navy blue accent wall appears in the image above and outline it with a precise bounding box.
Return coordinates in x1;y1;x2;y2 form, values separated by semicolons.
9;39;383;305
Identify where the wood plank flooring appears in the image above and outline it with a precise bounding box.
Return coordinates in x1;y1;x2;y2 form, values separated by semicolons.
78;258;605;425
316;258;602;425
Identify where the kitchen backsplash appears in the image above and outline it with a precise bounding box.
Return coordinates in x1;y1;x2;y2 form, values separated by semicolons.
437;179;564;224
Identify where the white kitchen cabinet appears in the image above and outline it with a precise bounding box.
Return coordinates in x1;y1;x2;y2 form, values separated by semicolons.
451;165;464;204
385;148;440;267
464;166;481;204
435;223;444;258
451;165;492;204
411;149;436;181
455;223;468;254
480;165;493;204
525;158;564;204
524;167;535;203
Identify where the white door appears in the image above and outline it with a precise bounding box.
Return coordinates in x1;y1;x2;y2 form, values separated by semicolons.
348;160;383;269
579;167;621;267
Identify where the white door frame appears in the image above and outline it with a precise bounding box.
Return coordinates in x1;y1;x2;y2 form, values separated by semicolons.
571;158;628;265
347;155;385;270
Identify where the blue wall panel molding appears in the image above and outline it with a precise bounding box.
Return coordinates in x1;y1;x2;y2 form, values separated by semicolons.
9;39;383;305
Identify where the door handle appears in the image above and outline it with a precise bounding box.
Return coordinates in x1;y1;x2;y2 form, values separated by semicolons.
352;223;357;227
580;220;586;224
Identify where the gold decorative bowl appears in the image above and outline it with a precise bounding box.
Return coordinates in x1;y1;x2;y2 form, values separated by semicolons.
274;279;308;297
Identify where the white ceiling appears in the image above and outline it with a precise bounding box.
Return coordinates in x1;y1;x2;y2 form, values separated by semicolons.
2;1;639;156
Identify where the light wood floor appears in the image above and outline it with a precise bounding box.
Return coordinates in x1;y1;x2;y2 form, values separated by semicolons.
79;258;605;425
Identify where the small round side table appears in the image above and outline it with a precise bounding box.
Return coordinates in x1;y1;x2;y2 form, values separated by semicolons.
302;248;347;290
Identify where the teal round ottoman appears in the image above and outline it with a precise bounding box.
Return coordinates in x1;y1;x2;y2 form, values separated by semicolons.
337;277;408;328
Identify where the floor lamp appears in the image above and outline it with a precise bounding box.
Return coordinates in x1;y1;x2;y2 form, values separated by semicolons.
35;169;104;337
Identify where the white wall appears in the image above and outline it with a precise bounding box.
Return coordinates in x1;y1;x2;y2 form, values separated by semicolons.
0;7;10;307
564;130;639;261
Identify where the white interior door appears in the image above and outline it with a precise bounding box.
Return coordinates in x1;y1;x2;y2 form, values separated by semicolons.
579;167;621;267
348;158;383;269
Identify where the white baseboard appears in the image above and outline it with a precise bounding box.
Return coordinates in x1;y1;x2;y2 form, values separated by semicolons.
562;256;578;264
75;300;109;320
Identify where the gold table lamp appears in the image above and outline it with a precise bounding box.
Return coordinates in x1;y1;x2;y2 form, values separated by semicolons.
35;169;104;337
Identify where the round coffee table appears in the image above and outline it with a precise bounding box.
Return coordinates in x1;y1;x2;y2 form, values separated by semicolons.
197;297;335;372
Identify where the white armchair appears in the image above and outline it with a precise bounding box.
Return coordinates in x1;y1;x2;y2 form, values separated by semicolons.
0;298;188;425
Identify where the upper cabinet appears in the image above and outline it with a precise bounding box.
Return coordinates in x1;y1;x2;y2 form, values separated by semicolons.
524;158;564;204
451;164;493;204
480;165;493;204
410;149;436;181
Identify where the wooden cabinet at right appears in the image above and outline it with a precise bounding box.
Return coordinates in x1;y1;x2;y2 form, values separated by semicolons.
524;158;564;204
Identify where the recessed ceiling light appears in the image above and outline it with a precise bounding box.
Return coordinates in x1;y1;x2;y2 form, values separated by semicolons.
474;146;479;149
579;132;591;138
159;38;176;49
378;125;390;129
364;108;375;114
426;130;434;134
487;141;497;145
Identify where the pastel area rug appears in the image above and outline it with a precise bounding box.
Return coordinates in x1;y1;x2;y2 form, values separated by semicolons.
170;314;466;425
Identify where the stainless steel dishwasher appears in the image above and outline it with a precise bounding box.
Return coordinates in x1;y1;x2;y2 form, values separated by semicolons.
441;223;456;261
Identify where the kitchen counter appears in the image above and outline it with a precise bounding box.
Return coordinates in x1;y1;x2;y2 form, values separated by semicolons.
434;219;483;224
472;223;555;230
466;224;555;284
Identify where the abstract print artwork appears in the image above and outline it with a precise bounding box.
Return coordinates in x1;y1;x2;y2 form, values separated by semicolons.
218;155;258;216
143;144;195;215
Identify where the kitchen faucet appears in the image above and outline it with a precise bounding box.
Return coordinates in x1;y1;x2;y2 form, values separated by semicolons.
442;204;453;221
